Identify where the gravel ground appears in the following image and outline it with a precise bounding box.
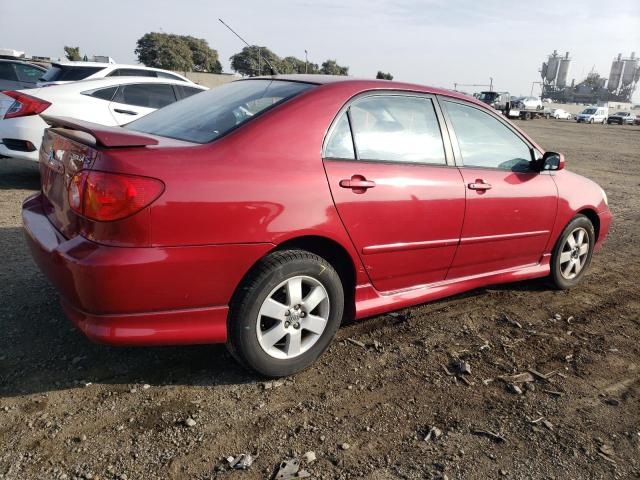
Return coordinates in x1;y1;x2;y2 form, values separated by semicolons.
0;120;638;480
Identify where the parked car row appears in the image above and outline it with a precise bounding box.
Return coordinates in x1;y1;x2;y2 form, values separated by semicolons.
0;59;207;162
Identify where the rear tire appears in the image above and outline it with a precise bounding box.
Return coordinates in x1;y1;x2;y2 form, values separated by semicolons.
227;249;344;377
549;215;595;290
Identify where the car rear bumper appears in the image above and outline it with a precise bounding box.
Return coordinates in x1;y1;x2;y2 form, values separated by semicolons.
0;115;45;161
22;193;274;346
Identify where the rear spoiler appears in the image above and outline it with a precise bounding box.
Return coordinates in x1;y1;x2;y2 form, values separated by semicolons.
41;115;159;148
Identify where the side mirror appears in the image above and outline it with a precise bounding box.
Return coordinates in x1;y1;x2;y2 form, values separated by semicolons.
541;151;565;171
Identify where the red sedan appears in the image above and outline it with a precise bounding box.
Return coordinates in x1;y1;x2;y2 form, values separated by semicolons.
22;75;612;376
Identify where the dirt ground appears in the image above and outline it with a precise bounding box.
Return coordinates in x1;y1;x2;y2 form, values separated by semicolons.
0;120;638;480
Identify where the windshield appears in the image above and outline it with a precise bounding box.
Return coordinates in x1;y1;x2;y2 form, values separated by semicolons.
582;108;597;114
614;112;626;116
126;79;314;143
477;92;498;103
40;65;104;81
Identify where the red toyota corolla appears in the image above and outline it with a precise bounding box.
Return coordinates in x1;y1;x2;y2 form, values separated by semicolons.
22;75;612;376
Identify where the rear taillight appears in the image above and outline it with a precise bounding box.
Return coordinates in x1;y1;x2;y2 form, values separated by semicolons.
68;170;164;221
2;90;51;119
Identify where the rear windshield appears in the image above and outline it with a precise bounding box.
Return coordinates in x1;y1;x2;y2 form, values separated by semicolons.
126;79;314;143
40;65;104;82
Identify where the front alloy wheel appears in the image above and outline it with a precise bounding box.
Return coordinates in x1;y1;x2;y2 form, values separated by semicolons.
558;227;589;280
550;215;595;289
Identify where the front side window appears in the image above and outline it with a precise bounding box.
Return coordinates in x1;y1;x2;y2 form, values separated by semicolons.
114;84;177;109
127;79;314;143
348;95;446;164
443;100;532;171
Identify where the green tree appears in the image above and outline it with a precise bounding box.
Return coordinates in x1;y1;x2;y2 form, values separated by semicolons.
135;33;193;71
182;35;222;73
376;71;393;80
320;59;349;76
64;46;82;61
135;32;223;73
230;46;280;76
279;56;318;74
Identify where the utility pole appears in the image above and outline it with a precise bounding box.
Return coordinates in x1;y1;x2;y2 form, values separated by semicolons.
305;50;308;74
489;77;493;92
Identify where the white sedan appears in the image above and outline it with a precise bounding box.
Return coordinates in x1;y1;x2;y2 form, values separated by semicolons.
551;108;573;120
0;77;206;162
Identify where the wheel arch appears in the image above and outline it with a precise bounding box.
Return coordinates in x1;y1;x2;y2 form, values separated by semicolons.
230;235;358;322
577;208;600;242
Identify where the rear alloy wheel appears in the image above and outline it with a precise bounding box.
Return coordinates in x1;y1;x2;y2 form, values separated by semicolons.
227;250;344;377
550;215;595;289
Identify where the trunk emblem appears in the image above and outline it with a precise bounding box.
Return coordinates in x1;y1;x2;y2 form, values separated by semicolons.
46;148;64;174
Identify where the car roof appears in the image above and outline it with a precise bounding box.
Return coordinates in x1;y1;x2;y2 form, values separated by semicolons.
249;74;485;106
52;61;181;72
27;76;207;94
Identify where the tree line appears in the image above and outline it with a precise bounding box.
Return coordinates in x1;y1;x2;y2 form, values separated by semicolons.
64;32;393;79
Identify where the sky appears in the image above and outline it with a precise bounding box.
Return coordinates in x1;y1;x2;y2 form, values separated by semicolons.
2;0;639;101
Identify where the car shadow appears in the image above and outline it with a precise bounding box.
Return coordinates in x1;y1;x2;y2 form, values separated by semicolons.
0;223;553;399
0;158;40;190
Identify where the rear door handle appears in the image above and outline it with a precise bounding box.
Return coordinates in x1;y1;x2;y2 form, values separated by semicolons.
339;175;376;193
114;109;139;115
468;180;492;190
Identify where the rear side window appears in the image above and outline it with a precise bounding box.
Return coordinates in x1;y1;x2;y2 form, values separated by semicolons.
83;86;118;101
126;79;314;143
114;84;177;109
348;95;446;165
174;85;205;99
324;114;355;159
443;100;532;171
40;66;104;81
15;64;44;83
156;71;185;81
108;68;156;77
0;63;17;81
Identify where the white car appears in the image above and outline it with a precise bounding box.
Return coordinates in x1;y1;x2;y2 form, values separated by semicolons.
37;61;192;87
576;106;608;124
551;108;572;120
0;77;206;162
519;96;543;110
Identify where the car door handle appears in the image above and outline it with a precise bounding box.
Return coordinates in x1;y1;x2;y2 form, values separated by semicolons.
468;180;492;190
339;175;376;193
114;109;139;115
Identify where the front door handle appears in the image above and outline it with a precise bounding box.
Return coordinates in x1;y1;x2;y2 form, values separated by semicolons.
339;175;376;193
114;109;139;115
468;179;492;191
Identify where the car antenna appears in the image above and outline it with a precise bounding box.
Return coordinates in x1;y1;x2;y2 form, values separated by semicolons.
218;18;278;76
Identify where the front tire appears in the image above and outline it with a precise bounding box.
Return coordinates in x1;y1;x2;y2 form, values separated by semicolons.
227;250;344;377
549;215;595;289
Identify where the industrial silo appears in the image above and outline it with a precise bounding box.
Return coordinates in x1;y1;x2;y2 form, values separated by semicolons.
556;52;571;88
546;50;560;83
607;54;624;91
621;52;637;86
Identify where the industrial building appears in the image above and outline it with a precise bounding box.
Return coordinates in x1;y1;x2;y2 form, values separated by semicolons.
540;50;639;104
